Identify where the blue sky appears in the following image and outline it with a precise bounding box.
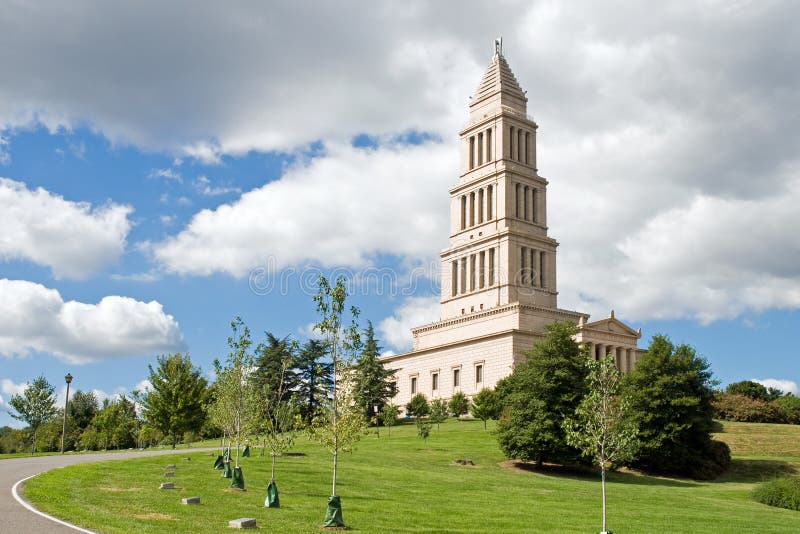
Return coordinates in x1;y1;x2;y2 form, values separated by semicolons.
2;1;799;426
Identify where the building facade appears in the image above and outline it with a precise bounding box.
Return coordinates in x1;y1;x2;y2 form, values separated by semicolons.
382;42;643;411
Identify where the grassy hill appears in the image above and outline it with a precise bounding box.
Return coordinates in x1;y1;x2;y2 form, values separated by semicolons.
22;419;800;533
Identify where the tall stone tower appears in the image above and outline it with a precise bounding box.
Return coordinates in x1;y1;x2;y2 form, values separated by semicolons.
383;42;642;411
441;39;558;320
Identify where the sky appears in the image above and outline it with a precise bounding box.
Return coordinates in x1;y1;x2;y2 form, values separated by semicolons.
2;0;799;426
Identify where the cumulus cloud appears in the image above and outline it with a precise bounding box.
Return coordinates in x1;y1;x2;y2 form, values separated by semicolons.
754;379;798;396
0;279;185;364
0;178;132;279
378;296;440;351
0;378;26;414
152;142;452;276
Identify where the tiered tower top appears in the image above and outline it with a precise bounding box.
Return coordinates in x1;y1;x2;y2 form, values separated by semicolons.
469;39;528;122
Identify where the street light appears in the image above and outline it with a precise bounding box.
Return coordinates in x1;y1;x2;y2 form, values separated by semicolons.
60;373;73;454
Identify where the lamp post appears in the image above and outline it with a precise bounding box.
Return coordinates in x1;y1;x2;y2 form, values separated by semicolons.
60;373;73;454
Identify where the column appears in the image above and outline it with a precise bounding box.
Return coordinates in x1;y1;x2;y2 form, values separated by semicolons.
596;343;604;361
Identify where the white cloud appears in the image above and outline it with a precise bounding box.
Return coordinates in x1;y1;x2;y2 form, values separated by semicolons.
754;379;798;396
133;379;152;394
152;142;452;276
378;296;440;351
0;135;10;164
0;178;132;279
193;175;241;196
0;378;26;415
0;279;185;364
148;168;182;182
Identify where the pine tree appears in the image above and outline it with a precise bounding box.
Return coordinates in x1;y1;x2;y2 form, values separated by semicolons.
251;333;297;406
294;339;333;424
352;322;397;423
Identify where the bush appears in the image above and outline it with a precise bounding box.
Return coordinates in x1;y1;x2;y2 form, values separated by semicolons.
774;395;800;424
714;393;785;423
692;439;731;480
753;476;800;511
406;393;430;418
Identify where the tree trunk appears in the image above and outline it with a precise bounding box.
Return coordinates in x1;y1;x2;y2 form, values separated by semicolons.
601;468;607;533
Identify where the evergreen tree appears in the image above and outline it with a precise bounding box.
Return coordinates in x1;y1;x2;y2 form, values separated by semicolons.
352;322;397;423
294;339;333;423
622;334;730;479
252;333;297;406
406;393;430;417
470;388;502;429
141;353;209;449
495;321;589;466
8;375;58;453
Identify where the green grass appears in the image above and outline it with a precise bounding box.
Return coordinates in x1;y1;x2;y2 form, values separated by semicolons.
0;439;220;460
22;420;800;533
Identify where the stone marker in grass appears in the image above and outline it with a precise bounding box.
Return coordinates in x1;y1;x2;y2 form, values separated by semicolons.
159;482;174;489
181;496;200;505
166;464;176;469
165;472;175;477
228;518;256;529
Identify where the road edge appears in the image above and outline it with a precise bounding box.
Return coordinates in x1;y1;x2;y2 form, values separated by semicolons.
12;473;97;534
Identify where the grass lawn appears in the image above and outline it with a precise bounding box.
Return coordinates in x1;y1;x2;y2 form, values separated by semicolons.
22;419;800;533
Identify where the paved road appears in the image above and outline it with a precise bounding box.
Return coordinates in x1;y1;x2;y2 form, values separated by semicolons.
1;448;216;533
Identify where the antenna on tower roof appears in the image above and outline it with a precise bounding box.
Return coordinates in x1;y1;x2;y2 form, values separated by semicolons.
494;37;503;58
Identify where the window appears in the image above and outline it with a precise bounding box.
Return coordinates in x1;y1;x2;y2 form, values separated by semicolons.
469;192;475;226
486;128;492;162
453;368;460;388
488;248;495;286
509;126;515;159
475;364;483;384
460;195;467;230
477;132;484;166
432;373;438;391
451;261;458;296
487;185;493;219
411;376;417;394
478;188;484;223
469;136;475;170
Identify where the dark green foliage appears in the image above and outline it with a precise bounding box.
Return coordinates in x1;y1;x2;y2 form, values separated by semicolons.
65;390;99;450
495;322;589;465
8;375;58;453
293;339;333;423
141;353;209;448
448;391;470;419
622;334;729;479
774;395;800;424
470;388;502;429
252;333;297;406
752;476;800;511
88;396;137;450
406;393;430;418
714;393;785;423
352;322;397;423
726;380;783;402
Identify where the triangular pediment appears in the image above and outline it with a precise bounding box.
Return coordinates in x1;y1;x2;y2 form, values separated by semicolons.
581;317;641;338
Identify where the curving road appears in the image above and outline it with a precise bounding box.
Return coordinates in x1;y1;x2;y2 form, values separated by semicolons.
1;448;215;533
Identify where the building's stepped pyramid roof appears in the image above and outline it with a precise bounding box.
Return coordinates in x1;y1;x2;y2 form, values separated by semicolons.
472;52;527;105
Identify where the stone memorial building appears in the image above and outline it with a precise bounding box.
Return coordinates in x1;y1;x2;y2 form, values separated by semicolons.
382;42;644;412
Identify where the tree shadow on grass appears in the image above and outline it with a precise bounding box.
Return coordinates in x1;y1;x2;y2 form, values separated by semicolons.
713;459;798;484
501;460;698;488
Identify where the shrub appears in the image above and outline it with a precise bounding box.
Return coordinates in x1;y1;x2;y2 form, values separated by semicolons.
406;393;430;418
714;393;784;423
753;476;800;511
774;395;800;424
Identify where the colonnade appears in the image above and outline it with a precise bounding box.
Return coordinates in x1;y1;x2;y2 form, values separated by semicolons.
460;185;494;230
587;342;636;372
451;247;497;296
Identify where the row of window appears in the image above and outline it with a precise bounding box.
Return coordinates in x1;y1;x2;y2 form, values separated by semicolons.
451;247;497;296
519;246;545;288
410;364;484;395
509;126;533;165
514;183;538;223
459;185;494;230
468;127;493;170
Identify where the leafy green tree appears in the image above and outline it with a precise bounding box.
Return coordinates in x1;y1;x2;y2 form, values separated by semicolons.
294;339;333;423
141;353;209;449
416;417;432;441
406;393;430;418
306;276;367;528
211;316;258;483
714;393;785;423
564;356;640;534
726;380;782;402
8;375;58;453
65;390;99;450
429;399;448;430
352;322;397;423
252;333;297;406
92;396;137;450
622;334;730;479
381;403;399;437
495;322;589;466
470;388;502;429
774;395;800;424
448;391;470;420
